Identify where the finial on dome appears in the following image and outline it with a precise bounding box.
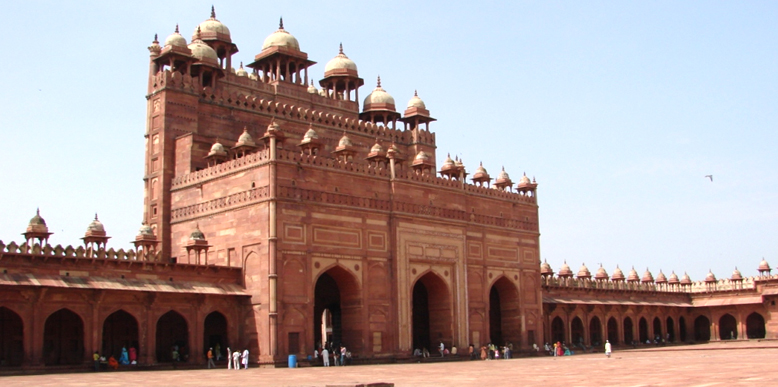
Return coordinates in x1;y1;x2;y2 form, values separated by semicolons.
414;90;418;97
195;26;202;40
175;24;179;34
376;75;381;88
239;61;244;68
36;207;40;216
94;213;99;220
339;42;344;55
154;33;158;42
210;5;216;19
279;17;284;29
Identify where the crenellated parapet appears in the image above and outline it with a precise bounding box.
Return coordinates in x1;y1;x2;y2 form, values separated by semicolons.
171;185;270;222
0;240;162;262
171;148;270;189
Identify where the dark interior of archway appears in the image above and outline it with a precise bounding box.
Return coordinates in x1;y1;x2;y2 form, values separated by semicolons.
571;317;584;344
623;318;634;344
639;318;649;343
746;313;766;339
314;272;342;350
607;317;618;344
412;281;431;351
679;317;687;342
589;317;602;346
551;316;565;344
718;314;737;340
489;286;502;345
102;310;139;359
0;307;23;367
666;317;675;341
204;312;228;357
694;316;710;341
653;317;662;340
156;311;189;362
44;309;84;365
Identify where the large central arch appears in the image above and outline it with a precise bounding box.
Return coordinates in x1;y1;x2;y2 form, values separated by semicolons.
156;310;189;362
412;272;451;351
718;314;737;340
0;307;23;367
488;277;520;346
203;311;228;359
44;308;84;365
313;266;361;353
102;310;139;360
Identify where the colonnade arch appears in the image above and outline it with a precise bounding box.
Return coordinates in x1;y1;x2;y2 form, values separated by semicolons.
550;316;565;344
638;317;649;343
666;317;675;342
203;311;228;358
623;317;634;344
746;312;766;339
488;277;521;346
653;317;662;341
0;307;23;367
570;317;584;345
156;310;189;362
313;266;361;353
679;316;687;342
718;314;737;340
589;316;602;346
607;317;619;344
694;315;711;342
102;310;139;360
412;272;452;351
44;308;84;365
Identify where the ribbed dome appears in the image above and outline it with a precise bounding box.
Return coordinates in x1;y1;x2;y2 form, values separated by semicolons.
612;266;625;281
577;263;591;278
86;214;105;233
307;80;318;94
540;259;553;276
195;7;230;38
558;261;573;277
262;18;299;50
304;128;319;140
497;168;510;181
407;90;426;109
414;151;429;161
441;154;456;172
370;142;384;154
208;142;227;157
236;62;248;77
190;225;205;240
758;258;771;271
363;76;395;111
668;271;680;284
188;28;218;61
655;270;668;283
680;272;692;285
164;25;187;47
236;128;255;147
138;224;154;236
473;162;489;180
641;268;654;283
324;44;357;74
627;267;640;282
519;173;531;185
595;265;609;280
28;209;47;227
338;133;352;147
731;267;743;281
705;269;717;283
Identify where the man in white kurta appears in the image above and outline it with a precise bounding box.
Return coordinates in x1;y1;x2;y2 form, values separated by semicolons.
604;340;612;358
241;349;249;369
321;348;330;367
232;349;240;370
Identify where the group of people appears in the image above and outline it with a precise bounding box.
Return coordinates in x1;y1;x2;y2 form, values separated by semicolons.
315;343;350;366
92;346;137;371
470;342;512;360
223;347;250;369
545;341;574;356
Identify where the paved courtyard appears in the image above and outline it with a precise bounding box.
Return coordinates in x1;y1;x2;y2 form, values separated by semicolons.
4;342;777;387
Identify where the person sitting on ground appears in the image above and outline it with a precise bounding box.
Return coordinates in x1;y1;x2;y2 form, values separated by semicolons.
413;348;422;357
451;346;457;355
422;347;430;358
108;355;119;370
469;344;476;360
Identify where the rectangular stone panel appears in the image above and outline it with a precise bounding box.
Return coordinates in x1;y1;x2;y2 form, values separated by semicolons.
284;224;306;244
487;246;519;261
313;226;362;249
468;242;482;258
367;231;387;251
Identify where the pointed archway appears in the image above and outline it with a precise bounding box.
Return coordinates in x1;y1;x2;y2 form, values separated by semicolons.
607;317;619;345
551;316;565;344
102;310;139;360
694;315;710;342
0;307;24;367
746;312;765;339
653;317;662;342
314;266;361;353
718;314;737;340
623;317;634;345
204;311;228;360
666;317;675;342
679;316;687;342
44;308;84;365
412;272;451;352
589;316;602;346
638;317;649;343
571;317;584;346
156;310;189;362
488;277;520;347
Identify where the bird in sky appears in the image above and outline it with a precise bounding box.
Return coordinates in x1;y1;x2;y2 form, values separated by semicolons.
704;175;713;182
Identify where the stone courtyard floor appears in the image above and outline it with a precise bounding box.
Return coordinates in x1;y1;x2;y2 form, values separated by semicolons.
4;341;777;387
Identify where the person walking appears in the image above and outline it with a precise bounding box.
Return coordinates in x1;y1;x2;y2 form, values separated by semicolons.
207;347;215;369
232;349;240;370
604;340;612;358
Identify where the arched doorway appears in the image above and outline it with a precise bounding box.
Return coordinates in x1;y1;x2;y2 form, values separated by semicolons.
589;316;602;346
718;314;737;340
694;315;710;342
570;317;584;346
411;272;451;351
653;317;662;342
102;310;139;360
550;316;565;344
44;308;84;365
638;317;649;343
204;312;228;360
314;267;361;353
488;277;520;347
0;307;23;367
156;310;189;362
679;316;687;342
607;317;618;345
666;317;675;342
746;312;766;339
623;317;634;345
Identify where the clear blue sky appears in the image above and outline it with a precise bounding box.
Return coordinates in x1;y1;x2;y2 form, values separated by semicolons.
1;1;775;281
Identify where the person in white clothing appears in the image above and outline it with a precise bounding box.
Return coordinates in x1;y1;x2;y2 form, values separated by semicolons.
241;349;249;369
321;348;330;367
439;342;445;357
232;349;240;370
227;347;232;369
604;340;612;358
